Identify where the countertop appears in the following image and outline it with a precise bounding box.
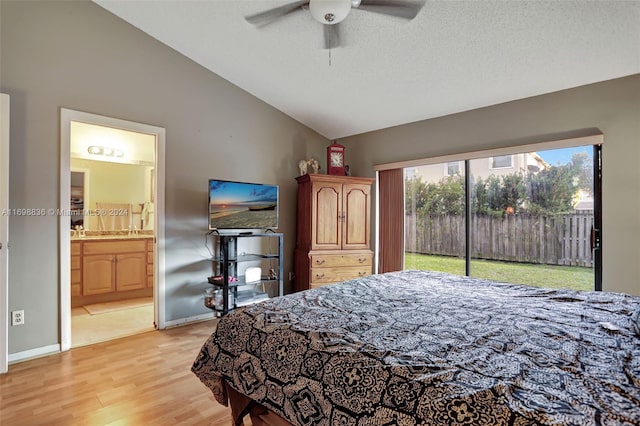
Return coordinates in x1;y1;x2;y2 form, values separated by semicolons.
71;232;153;241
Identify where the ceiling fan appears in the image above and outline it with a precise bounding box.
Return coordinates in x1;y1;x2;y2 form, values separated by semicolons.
245;0;425;49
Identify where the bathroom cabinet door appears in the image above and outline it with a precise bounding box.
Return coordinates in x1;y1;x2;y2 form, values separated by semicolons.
115;252;146;291
83;254;115;295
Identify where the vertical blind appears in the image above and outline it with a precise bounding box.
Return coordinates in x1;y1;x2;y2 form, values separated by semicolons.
377;168;404;273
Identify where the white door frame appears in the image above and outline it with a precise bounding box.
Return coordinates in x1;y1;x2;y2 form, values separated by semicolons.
59;108;166;351
1;94;10;373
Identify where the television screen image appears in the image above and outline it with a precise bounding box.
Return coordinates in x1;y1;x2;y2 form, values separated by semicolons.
208;179;279;230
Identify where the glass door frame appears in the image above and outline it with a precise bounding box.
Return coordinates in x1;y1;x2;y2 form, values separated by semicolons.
458;144;603;291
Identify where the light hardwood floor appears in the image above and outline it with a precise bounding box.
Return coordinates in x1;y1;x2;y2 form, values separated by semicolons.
0;319;233;426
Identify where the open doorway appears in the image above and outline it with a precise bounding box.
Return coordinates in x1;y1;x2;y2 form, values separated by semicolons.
60;109;165;352
69;124;156;347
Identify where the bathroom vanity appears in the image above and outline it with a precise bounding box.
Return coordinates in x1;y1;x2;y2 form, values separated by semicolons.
71;233;154;307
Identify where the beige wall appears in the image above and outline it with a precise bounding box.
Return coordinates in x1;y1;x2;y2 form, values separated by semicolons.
344;74;640;296
1;0;327;355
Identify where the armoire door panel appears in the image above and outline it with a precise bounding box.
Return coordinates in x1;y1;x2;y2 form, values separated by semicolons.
342;184;371;250
312;183;341;249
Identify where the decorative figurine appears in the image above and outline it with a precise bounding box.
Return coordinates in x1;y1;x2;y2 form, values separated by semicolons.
298;158;320;176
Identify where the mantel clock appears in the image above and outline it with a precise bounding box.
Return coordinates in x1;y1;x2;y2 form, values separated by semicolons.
326;141;346;175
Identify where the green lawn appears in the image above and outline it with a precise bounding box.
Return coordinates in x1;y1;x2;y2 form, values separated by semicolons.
405;253;594;291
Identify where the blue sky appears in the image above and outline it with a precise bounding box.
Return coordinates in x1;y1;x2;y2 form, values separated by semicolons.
537;146;592;166
209;180;277;205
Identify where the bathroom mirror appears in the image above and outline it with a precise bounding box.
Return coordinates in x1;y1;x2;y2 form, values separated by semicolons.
70;171;85;229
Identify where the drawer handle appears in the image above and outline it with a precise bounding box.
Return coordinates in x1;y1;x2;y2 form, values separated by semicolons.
358;271;367;276
315;259;325;265
315;273;325;279
358;258;366;263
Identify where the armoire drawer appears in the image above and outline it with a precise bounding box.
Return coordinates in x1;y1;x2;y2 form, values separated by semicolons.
310;266;371;284
310;253;372;268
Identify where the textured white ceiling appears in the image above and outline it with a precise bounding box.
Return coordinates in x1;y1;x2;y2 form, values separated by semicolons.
93;0;640;139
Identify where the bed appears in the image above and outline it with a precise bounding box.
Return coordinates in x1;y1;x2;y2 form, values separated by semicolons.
192;270;640;425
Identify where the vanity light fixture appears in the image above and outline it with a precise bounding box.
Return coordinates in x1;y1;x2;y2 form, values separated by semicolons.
87;145;124;158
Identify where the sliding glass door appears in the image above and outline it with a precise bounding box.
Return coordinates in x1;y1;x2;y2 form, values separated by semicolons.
404;145;602;291
404;163;466;276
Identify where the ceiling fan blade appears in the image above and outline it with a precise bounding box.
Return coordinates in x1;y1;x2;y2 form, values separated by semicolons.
323;23;341;50
355;0;425;20
245;0;309;26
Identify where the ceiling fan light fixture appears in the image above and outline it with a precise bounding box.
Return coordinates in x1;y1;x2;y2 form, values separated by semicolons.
309;0;352;24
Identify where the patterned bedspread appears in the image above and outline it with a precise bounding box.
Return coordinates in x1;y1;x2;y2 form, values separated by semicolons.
192;270;640;425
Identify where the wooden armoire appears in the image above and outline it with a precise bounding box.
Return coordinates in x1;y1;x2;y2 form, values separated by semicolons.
294;174;374;291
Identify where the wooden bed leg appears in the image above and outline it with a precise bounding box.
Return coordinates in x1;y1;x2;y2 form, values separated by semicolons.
223;381;293;426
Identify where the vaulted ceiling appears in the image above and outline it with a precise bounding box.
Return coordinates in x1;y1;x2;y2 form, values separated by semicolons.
94;0;640;139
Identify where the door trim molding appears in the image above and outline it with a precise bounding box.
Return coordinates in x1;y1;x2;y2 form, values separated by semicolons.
60;108;166;352
374;133;604;171
1;93;10;374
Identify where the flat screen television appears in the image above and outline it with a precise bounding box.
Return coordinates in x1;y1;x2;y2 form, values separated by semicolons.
208;179;279;230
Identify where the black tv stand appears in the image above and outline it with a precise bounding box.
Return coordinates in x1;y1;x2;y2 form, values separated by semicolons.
206;232;284;316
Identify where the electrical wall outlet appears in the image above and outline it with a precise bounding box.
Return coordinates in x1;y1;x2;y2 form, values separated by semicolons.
11;310;24;326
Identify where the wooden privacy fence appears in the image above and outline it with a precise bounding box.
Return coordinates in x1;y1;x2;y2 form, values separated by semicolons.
405;212;594;267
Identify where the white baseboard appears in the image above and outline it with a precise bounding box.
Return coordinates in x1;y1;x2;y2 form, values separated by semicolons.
164;312;215;328
8;344;61;364
6;314;214;365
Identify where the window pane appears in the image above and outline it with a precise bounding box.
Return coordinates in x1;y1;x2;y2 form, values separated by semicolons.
404;163;465;276
470;147;594;291
446;162;460;176
491;155;512;168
